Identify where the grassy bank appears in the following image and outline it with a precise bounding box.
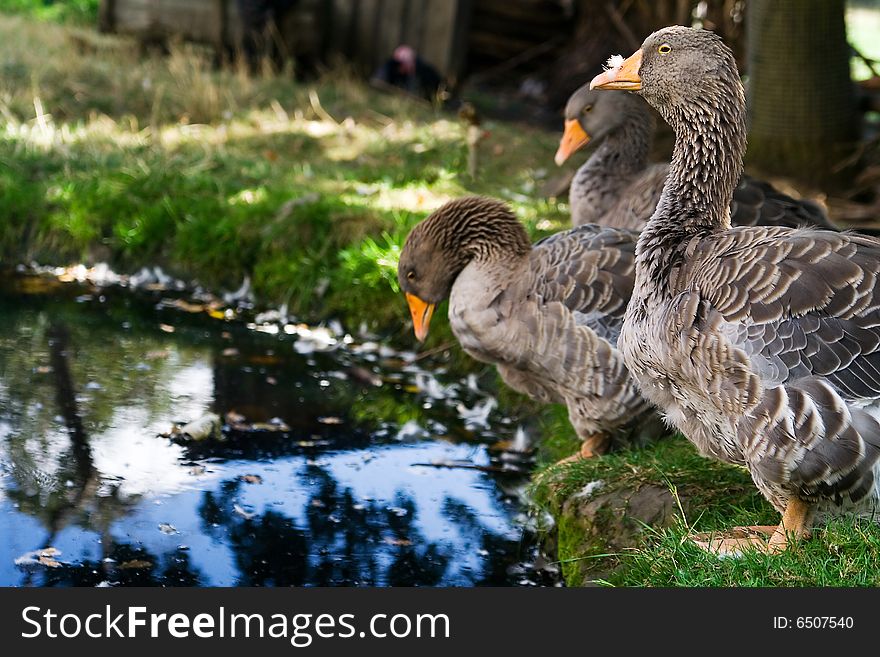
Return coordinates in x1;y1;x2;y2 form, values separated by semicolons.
531;415;880;586
0;13;566;336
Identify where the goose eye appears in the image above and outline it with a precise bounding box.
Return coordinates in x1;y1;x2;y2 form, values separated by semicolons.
583;104;593;114
658;44;671;54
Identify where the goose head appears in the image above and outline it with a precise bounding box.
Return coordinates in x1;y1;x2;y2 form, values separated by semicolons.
398;196;530;341
590;26;746;226
555;86;645;166
589;26;740;126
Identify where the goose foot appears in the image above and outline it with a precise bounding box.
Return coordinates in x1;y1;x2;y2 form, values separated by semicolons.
691;527;774;556
691;499;813;556
554;433;611;465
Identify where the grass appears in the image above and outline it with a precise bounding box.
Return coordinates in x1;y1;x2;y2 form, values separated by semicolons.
616;516;880;587
0;13;567;336
531;435;880;586
1;0;98;25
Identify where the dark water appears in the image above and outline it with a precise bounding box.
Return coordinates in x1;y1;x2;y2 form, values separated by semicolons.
0;274;557;587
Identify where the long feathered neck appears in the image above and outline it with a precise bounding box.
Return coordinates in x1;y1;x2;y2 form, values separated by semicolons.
587;99;655;178
572;100;654;224
635;71;746;296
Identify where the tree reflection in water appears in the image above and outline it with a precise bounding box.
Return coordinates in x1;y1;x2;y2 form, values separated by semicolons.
0;277;554;587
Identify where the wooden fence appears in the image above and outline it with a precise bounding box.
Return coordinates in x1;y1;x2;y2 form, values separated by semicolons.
99;0;573;80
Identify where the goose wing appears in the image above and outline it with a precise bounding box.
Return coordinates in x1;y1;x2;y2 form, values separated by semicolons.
729;176;837;230
475;225;644;434
688;226;880;502
532;224;637;323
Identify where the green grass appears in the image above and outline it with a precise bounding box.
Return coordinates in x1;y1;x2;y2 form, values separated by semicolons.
531;435;880;586
0;13;567;334
615;516;880;587
1;0;98;25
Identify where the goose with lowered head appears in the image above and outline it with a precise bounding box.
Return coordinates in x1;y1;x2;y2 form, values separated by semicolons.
397;196;664;460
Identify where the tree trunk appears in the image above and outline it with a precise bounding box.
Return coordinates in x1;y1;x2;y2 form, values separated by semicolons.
746;0;858;185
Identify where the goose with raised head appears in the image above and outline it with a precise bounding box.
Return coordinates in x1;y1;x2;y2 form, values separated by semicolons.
556;85;835;232
591;26;880;552
398;196;664;460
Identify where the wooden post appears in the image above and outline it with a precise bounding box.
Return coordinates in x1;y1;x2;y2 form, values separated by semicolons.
98;0;116;32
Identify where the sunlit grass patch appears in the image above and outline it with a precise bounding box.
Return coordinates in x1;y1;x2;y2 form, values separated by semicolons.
0;13;567;332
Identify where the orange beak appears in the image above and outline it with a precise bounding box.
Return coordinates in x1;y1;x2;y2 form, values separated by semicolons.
590;50;643;91
554;119;591;166
405;292;435;342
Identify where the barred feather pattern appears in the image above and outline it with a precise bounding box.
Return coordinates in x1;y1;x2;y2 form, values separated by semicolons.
615;26;880;518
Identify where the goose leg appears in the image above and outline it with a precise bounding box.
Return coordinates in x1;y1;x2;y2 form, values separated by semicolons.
555;433;611;465
766;497;813;553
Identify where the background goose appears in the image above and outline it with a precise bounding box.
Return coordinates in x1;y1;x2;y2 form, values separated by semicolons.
397;196;664;460
556;85;835;232
591;26;880;553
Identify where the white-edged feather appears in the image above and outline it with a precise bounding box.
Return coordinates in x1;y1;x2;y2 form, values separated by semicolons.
605;54;625;71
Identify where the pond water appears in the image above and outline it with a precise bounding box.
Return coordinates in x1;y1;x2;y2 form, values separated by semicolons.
0;273;558;587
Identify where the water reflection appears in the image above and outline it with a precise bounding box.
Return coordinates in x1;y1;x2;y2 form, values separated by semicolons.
0;275;555;587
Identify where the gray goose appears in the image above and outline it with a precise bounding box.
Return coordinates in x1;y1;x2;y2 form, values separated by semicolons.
556;85;835;232
398;196;664;459
592;26;880;552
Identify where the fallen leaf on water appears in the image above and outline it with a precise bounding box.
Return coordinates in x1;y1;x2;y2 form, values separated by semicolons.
251;420;290;432
145;349;170;360
210;309;228;320
222;347;240;357
158;523;179;535
35;365;53;374
188;465;206;476
167;298;205;313
240;474;263;484
383;537;413;547
225;410;246;424
233;504;256;519
179;413;223;441
317;416;343;425
119;560;153;570
159;324;175;333
15;547;62;568
266;376;277;385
